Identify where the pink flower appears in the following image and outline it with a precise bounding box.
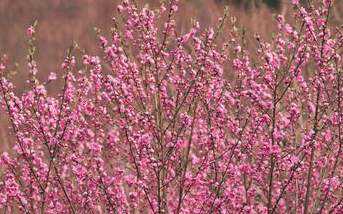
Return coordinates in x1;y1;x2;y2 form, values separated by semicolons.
292;0;300;5
73;165;87;180
48;72;57;80
138;133;152;149
277;14;285;23
171;5;178;12
26;26;35;36
99;36;108;47
125;174;136;187
117;4;124;13
0;152;11;166
317;18;325;26
323;0;332;7
35;85;46;95
86;142;102;155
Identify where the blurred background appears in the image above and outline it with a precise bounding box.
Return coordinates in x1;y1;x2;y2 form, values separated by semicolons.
0;0;294;93
0;0;342;150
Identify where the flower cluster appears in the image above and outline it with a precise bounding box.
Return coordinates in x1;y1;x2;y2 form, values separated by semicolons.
0;0;343;213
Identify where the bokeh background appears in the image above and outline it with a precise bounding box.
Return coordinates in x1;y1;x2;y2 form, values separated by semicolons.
0;0;297;95
0;0;342;151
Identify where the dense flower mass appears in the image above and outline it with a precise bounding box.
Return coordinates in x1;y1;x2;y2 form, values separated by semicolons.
0;0;343;213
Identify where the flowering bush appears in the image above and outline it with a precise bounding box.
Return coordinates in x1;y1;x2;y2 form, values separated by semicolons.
0;0;343;213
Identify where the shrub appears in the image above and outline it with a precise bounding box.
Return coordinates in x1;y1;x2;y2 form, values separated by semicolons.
0;0;343;213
